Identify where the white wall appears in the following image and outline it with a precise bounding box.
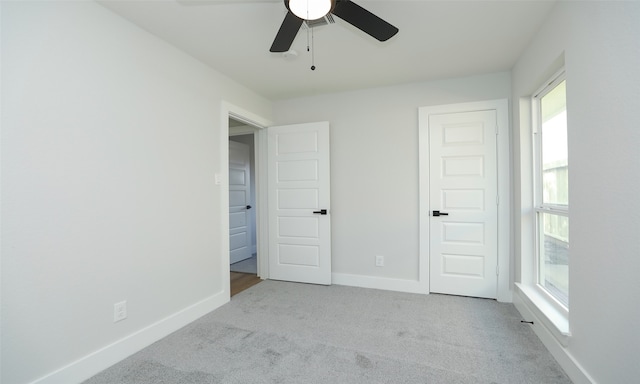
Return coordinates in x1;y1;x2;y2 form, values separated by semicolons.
273;73;510;285
511;2;640;383
0;2;271;383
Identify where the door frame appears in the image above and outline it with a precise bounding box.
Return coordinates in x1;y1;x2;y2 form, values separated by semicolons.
221;102;272;299
418;99;511;302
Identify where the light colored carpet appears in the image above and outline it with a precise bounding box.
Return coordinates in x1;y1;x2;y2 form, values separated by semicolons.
84;281;571;384
230;254;257;274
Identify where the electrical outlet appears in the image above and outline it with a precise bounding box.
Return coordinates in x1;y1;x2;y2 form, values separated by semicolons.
375;255;384;267
114;301;127;322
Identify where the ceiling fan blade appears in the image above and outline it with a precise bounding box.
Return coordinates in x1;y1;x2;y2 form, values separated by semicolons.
332;0;398;42
270;11;304;52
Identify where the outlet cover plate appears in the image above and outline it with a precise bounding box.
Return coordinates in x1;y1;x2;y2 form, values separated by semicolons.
114;301;127;322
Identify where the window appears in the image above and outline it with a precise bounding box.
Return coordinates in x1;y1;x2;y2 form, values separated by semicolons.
533;73;569;308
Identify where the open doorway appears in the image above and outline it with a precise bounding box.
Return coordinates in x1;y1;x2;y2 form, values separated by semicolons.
229;118;261;296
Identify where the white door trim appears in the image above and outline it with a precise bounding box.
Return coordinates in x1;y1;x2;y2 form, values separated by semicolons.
221;102;272;300
419;99;512;302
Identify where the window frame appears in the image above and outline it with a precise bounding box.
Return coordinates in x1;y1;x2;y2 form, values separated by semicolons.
532;69;569;316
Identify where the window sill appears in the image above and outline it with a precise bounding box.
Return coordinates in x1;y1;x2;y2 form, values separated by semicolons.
515;283;570;346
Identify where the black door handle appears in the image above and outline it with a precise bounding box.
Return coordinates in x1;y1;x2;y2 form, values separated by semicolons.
313;209;327;215
246;205;252;209
433;210;449;217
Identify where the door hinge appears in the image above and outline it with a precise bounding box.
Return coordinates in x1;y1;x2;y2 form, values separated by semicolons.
496;265;500;276
496;195;500;205
495;124;499;135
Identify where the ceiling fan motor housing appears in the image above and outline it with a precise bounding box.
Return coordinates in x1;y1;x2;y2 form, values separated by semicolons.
285;0;337;21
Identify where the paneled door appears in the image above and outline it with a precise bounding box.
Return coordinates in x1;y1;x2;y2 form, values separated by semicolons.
267;122;331;285
229;140;252;264
429;110;498;298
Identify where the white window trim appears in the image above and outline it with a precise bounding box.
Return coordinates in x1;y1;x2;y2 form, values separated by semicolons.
518;68;570;343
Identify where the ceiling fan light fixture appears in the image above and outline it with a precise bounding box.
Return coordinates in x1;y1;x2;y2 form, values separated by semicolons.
288;0;334;21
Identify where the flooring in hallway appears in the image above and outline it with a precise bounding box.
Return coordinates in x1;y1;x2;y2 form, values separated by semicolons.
230;272;261;297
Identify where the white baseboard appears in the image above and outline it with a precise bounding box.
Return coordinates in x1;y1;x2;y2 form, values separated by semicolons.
332;273;428;294
513;290;596;384
31;291;229;384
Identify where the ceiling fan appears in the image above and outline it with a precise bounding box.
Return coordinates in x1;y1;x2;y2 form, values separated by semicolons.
271;0;399;52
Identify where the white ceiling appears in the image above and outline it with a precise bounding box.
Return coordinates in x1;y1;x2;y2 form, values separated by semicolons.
97;0;557;100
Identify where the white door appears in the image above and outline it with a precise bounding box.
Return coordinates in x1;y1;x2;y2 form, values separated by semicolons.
429;110;498;298
229;140;253;264
267;122;331;285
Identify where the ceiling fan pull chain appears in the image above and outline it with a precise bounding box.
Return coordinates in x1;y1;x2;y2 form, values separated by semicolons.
310;26;316;71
